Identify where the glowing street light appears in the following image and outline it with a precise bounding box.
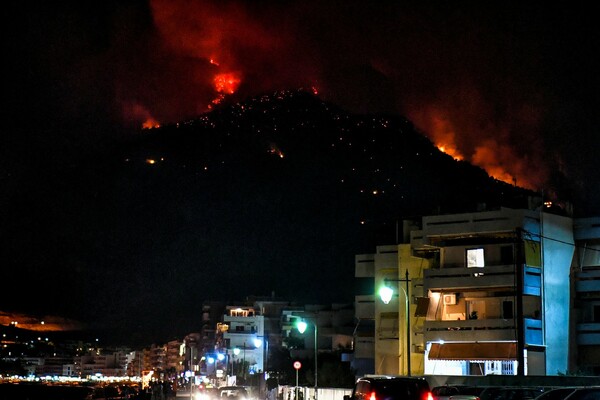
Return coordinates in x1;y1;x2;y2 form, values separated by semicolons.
378;270;411;376
296;318;318;400
253;335;269;398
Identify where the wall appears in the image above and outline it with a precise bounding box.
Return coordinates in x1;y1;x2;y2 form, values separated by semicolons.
541;212;575;375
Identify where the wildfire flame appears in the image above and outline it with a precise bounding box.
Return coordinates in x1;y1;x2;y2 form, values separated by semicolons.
214;72;241;94
407;105;542;190
437;144;463;161
142;118;161;130
269;143;285;158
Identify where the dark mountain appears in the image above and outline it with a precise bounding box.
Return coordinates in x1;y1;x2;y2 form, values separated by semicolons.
3;88;536;347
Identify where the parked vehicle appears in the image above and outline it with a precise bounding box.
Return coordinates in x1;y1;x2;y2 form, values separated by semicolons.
450;396;483;400
532;387;578;400
433;385;486;400
344;375;433;400
479;387;546;400
219;386;252;400
563;387;600;400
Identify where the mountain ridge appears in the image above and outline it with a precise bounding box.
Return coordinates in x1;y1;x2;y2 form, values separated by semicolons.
3;88;541;347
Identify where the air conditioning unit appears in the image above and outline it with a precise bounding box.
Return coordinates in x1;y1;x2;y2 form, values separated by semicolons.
443;294;457;305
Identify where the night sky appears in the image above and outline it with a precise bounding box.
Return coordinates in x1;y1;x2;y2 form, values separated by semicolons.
2;1;599;346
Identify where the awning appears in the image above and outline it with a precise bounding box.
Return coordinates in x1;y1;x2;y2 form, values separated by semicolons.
428;342;517;360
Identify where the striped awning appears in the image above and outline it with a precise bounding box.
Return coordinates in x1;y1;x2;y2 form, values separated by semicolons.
428;342;517;360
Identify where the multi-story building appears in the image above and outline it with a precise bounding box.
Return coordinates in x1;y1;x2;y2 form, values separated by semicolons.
77;351;128;377
356;207;598;377
221;304;266;379
351;266;375;377
283;304;355;358
572;216;600;375
355;241;429;377
165;339;184;375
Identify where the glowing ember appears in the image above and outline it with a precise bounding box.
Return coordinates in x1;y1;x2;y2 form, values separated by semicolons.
268;143;285;158
214;72;241;94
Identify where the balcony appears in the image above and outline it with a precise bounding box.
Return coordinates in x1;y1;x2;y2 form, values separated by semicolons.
424;265;516;291
576;322;600;345
355;295;374;320
575;269;600;294
424;318;542;345
424;318;517;343
424;264;541;295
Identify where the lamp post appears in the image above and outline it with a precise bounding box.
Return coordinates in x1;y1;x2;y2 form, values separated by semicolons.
378;270;411;376
296;319;317;400
233;347;241;379
253;335;269;398
242;342;246;381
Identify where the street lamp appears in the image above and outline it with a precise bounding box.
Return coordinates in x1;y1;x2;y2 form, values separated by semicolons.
296;319;318;400
253;335;269;398
378;270;411;376
233;347;241;378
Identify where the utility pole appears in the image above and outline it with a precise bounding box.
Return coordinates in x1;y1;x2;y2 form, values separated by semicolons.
515;227;526;376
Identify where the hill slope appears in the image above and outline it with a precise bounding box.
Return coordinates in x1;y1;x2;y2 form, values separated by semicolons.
3;89;536;346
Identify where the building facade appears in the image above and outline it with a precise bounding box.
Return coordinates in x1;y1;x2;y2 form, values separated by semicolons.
356;207;599;377
572;217;600;375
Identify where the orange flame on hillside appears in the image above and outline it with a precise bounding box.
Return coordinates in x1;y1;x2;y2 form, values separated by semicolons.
408;106;540;189
214;72;241;94
436;144;463;161
208;69;242;108
122;102;161;130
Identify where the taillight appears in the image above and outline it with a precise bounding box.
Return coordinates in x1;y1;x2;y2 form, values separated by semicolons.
369;391;377;400
422;391;433;400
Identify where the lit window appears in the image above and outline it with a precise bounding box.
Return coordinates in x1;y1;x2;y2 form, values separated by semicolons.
466;248;485;268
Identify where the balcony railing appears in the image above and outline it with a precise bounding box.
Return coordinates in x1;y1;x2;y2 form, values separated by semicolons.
424;265;516;291
423;264;541;295
424;318;542;345
425;318;515;341
575;269;600;293
576;322;600;345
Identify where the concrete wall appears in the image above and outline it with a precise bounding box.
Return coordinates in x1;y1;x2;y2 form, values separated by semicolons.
541;212;574;375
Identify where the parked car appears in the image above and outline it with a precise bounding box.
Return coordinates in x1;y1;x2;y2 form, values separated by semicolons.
219;386;252;400
344;375;433;400
433;385;486;400
532;387;578;400
563;387;600;400
479;387;546;400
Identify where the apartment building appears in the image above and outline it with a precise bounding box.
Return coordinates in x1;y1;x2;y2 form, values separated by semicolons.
221;305;267;379
572;216;600;374
356;207;597;377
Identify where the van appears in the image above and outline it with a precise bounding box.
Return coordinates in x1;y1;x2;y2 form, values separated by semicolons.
343;375;433;400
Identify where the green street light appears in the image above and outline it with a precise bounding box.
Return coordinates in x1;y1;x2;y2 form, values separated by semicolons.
378;270;411;376
378;286;394;304
295;318;318;400
296;320;308;334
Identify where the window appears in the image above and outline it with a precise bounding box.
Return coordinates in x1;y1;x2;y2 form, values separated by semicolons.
466;248;485;268
594;305;600;323
503;301;514;319
500;245;514;265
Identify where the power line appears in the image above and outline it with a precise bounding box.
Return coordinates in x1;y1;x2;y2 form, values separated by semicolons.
522;230;600;253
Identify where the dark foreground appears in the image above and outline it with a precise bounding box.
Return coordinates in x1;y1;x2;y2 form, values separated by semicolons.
0;383;94;399
0;383;180;400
